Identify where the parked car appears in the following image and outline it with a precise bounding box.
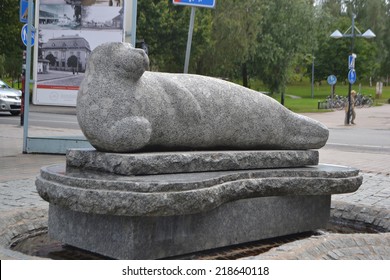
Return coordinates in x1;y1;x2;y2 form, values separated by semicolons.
0;79;22;116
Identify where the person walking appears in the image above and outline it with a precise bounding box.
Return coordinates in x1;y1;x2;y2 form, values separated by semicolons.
345;90;357;125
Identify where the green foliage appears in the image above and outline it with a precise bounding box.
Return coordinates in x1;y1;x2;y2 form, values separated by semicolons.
0;0;24;80
0;54;5;78
137;0;212;73
209;0;265;84
253;0;316;94
313;0;387;85
2;0;390;101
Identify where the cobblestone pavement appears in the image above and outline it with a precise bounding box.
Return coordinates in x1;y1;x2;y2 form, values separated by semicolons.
0;104;389;259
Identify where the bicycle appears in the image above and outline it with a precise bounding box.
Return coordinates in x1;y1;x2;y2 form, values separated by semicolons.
355;93;373;108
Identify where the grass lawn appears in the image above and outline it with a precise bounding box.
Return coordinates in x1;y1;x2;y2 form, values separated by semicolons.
251;79;390;113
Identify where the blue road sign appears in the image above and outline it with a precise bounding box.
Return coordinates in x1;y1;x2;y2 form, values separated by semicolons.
348;54;356;70
20;0;28;23
21;24;35;47
348;69;357;84
173;0;216;8
327;75;337;85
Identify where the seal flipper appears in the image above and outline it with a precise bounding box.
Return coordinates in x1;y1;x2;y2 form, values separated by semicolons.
90;116;152;152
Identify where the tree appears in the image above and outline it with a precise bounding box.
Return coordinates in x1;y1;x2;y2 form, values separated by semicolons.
0;54;5;78
137;0;212;73
46;54;57;66
0;0;24;80
311;1;381;85
210;0;265;87
67;55;78;69
253;0;316;102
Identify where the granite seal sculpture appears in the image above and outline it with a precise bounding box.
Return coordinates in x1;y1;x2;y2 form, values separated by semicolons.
36;42;363;259
77;42;329;153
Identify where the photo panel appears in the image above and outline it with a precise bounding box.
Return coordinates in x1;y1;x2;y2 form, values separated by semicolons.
40;1;121;6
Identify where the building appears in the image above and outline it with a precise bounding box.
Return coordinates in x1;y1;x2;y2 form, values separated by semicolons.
41;34;91;72
39;10;59;25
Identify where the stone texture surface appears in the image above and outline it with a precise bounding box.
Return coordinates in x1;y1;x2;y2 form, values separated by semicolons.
36;163;362;216
66;149;319;175
242;233;390;260
0;207;47;260
48;195;331;259
77;42;329;153
2;172;387;260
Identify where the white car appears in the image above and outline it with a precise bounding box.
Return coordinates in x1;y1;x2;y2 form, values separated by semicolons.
0;79;22;116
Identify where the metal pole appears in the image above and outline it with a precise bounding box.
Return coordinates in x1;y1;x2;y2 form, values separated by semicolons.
311;55;314;99
131;0;138;46
184;7;196;74
346;14;356;125
23;0;34;153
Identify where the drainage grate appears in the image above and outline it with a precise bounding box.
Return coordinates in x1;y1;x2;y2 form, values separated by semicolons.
11;221;379;260
11;230;315;260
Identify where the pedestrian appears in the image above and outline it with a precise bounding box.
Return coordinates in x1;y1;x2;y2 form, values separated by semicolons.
116;0;121;6
345;90;357;125
109;0;113;6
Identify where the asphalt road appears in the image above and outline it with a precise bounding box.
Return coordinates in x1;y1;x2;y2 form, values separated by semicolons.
1;108;389;155
0;111;80;130
326;127;390;154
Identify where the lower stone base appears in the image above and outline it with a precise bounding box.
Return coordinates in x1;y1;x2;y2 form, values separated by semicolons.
49;195;330;259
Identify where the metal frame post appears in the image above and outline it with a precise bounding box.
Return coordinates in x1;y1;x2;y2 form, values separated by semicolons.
131;0;138;46
184;7;196;74
346;14;356;125
22;0;34;153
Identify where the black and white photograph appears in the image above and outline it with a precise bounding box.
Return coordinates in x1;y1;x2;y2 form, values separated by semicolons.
37;29;123;88
82;6;123;30
39;4;82;30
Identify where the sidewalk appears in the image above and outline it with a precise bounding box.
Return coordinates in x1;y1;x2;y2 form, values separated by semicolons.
304;104;390;175
0;104;389;259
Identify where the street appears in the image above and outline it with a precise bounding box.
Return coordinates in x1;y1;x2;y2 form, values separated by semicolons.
1;106;389;155
0;111;80;130
327;127;390;154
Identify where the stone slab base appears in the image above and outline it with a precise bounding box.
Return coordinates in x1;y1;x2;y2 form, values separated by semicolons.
66;149;319;175
49;195;330;260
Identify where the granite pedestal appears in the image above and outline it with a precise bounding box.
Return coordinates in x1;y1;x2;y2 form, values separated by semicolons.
36;149;362;259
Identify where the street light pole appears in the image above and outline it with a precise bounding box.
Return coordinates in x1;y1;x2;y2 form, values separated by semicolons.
311;54;315;99
346;14;356;126
330;13;375;125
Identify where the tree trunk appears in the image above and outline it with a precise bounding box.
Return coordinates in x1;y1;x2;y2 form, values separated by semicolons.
242;63;248;88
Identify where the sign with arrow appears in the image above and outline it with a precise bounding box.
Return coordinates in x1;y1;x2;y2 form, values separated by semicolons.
348;54;356;69
348;69;357;84
21;24;35;47
327;75;337;85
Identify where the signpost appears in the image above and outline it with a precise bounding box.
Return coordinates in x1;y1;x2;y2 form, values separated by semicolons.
19;0;28;23
173;0;216;73
327;75;337;86
21;0;34;153
348;54;356;70
327;75;337;107
348;69;357;84
345;57;356;125
21;23;35;47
